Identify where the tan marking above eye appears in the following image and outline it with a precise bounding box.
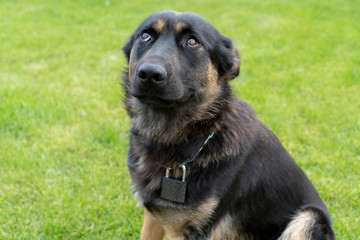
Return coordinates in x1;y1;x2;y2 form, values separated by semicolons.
152;19;166;33
175;21;188;32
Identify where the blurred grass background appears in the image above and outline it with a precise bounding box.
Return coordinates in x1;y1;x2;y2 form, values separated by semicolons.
0;0;359;239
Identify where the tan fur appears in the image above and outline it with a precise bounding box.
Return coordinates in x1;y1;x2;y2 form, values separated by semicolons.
204;62;220;98
278;210;317;240
140;209;165;240
231;47;240;70
210;214;237;240
210;214;253;240
192;62;219;109
188;62;220;131
175;21;188;32
152;197;219;239
153;19;167;33
224;46;240;81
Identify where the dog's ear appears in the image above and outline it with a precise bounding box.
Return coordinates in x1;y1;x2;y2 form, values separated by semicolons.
122;35;135;62
217;36;240;81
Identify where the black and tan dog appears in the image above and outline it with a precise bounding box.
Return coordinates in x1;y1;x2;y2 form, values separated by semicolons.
122;10;335;240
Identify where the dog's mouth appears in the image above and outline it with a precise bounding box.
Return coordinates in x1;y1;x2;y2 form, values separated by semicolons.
130;74;199;109
133;93;196;109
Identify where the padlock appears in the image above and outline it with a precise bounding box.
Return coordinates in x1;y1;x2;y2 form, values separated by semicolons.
160;165;187;203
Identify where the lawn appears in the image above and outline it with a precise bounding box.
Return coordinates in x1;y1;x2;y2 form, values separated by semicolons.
0;0;359;239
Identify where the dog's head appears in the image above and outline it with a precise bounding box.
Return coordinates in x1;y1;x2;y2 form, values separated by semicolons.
122;10;240;109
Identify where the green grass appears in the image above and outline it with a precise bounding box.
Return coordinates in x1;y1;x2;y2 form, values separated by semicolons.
0;0;359;239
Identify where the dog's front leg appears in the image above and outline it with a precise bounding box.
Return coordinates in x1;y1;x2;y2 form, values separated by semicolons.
140;209;165;240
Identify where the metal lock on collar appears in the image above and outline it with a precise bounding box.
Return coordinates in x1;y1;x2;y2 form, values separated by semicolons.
160;165;187;203
159;132;215;203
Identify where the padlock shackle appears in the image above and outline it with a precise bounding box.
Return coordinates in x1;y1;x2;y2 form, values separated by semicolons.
165;168;171;178
181;165;186;182
164;166;186;182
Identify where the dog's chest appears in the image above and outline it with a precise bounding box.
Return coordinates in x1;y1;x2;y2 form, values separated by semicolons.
150;197;219;239
149;203;252;240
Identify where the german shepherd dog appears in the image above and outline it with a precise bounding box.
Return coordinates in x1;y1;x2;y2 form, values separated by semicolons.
122;10;335;240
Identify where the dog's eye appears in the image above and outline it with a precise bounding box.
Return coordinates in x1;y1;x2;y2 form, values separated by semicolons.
186;38;199;47
140;32;151;41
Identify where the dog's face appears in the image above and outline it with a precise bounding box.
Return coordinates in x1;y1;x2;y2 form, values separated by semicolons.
123;10;240;110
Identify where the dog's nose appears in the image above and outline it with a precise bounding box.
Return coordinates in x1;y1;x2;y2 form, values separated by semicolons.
137;63;167;84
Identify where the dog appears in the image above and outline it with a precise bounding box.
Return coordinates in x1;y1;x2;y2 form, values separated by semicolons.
122;10;335;240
